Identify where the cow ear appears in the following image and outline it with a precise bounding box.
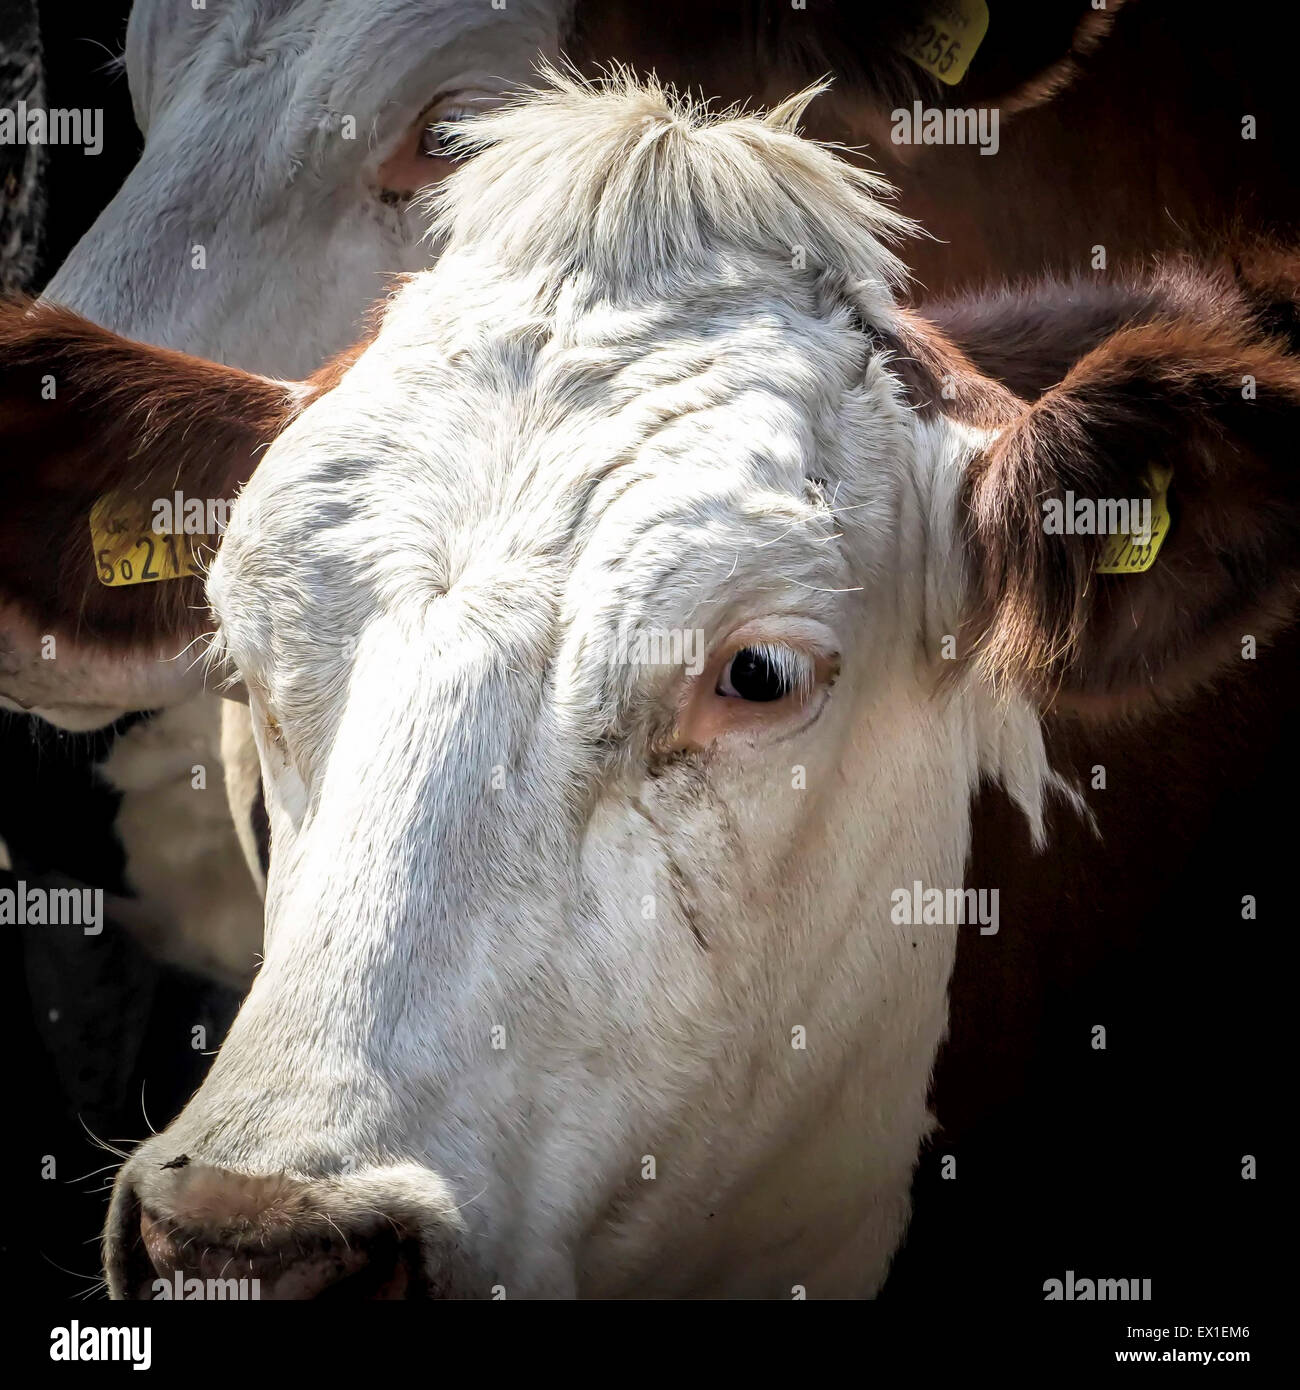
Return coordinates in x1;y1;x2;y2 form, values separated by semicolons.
0;299;301;725
939;0;1125;116
962;267;1300;716
769;0;1124;141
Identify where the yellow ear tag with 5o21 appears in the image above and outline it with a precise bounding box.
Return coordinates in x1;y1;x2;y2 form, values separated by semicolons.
89;492;202;588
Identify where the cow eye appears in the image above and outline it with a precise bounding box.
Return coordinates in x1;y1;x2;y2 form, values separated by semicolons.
717;645;811;702
418;105;476;163
376;96;492;198
672;624;838;750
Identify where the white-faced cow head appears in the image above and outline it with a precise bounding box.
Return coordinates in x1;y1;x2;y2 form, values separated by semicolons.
4;76;1299;1298
43;0;567;376
26;0;1132;944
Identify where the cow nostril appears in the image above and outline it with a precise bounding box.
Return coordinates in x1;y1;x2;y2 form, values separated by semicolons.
314;1231;425;1301
108;1163;427;1300
135;1206;422;1300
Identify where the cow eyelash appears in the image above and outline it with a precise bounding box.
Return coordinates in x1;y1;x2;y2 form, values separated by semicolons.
418;106;476;163
716;644;816;703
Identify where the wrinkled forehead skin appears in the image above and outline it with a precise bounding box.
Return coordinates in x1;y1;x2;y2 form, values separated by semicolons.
45;0;564;374
212;82;922;759
218;257;905;748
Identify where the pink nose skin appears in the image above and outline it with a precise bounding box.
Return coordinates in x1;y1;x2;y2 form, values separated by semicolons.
125;1165;422;1300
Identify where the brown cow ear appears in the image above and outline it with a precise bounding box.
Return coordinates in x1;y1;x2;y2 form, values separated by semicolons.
767;0;1125;143
937;0;1125;116
962;281;1300;716
0;299;301;723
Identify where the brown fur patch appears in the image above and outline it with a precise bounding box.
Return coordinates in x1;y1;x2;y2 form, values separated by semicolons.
879;305;1020;429
960;259;1300;711
0;299;298;654
926;269;1222;400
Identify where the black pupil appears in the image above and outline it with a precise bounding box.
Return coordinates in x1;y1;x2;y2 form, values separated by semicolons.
726;648;789;702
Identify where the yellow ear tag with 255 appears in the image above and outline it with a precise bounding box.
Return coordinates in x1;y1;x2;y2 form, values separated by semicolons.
1096;466;1173;575
89;492;202;588
896;1;990;85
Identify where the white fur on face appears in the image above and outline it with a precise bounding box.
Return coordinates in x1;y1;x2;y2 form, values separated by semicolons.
32;1;565;981
182;79;1062;1298
43;0;564;376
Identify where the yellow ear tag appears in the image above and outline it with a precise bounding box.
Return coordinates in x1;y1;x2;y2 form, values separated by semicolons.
1096;466;1173;575
897;1;990;85
89;493;202;588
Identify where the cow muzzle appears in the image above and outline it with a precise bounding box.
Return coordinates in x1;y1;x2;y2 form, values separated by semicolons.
106;1154;466;1300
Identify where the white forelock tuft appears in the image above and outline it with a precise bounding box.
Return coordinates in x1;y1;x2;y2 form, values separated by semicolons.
425;64;915;311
